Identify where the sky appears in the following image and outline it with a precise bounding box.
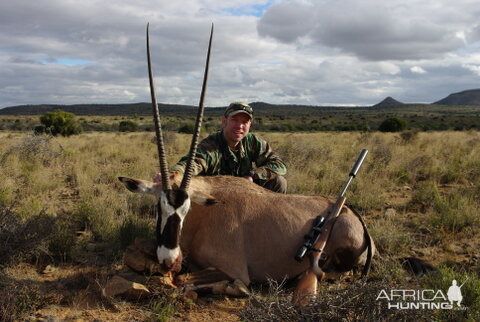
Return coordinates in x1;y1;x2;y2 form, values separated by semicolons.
1;0;480;108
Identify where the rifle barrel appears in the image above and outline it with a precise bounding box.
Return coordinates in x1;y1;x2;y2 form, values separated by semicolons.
338;149;368;198
350;149;369;177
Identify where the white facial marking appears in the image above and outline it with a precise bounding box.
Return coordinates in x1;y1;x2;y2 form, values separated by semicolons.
176;197;191;220
137;182;150;193
159;191;176;231
157;245;180;265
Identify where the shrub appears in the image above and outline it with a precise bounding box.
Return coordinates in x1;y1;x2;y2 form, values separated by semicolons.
369;216;411;255
424;266;480;320
39;110;83;136
378;117;407;132
240;278;432;321
118;216;154;249
408;182;441;212
409;182;479;233
0;133;64;167
430;194;478;233
0;279;59;321
118;120;139;132
399;130;419;144
0;208;56;265
33;125;46;134
151;298;176;322
178;123;195;134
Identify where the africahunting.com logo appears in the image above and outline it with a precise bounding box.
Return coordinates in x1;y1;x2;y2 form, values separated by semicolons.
376;279;468;310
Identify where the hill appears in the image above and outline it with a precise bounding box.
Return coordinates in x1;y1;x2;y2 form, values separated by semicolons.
372;97;404;108
0;102;342;117
434;88;480;106
0;103;198;116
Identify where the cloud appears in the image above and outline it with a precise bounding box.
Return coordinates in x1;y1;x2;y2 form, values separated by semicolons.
410;66;427;74
257;2;315;43
0;0;479;108
258;0;472;61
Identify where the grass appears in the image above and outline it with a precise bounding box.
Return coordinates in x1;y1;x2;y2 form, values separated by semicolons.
0;130;479;320
149;298;176;322
424;266;480;321
0;277;60;322
240;278;434;321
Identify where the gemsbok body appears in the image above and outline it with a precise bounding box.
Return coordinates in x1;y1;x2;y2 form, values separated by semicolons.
119;24;374;304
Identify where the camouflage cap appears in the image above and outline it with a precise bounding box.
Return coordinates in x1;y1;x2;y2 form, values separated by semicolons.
224;102;253;119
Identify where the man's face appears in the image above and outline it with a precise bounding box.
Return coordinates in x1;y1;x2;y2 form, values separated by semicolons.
221;113;252;148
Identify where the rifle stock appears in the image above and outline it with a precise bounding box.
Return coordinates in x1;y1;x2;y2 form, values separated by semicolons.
310;196;347;261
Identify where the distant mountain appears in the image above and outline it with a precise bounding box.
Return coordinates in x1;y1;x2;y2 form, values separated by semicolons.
0;101;339;117
0;103;199;116
372;97;404;108
434;89;480;106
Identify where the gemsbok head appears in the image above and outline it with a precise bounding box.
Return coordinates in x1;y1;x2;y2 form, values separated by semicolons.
119;23;215;272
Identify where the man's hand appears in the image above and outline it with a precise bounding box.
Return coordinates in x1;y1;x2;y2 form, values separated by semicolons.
244;170;255;182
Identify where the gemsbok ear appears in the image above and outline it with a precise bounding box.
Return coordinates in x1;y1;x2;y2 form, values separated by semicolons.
118;177;159;195
190;190;218;206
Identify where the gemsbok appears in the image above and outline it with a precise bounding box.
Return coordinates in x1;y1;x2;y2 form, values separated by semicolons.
119;24;375;304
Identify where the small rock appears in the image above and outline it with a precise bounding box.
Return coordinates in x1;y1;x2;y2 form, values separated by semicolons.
118;271;148;285
102;275;150;299
42;265;57;275
123;246;165;275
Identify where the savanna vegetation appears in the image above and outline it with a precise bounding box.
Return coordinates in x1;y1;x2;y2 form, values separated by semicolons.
0;130;479;321
1;101;480;133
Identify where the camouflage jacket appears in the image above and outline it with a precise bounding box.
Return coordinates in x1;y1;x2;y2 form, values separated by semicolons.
171;131;287;181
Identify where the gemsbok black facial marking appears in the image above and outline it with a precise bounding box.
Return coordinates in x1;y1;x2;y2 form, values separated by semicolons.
161;214;182;249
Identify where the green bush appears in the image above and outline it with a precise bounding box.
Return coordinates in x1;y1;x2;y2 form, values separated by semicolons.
409;182;479;233
39;110;83;136
151;298;176;322
408;182;441;212
118;216;154;249
424;266;480;320
369;216;412;255
378;117;407;132
178;123;195;134
118;120;139;132
430;194;478;233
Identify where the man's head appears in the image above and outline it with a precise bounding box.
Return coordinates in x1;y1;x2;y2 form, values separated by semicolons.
224;102;253;119
222;102;253;148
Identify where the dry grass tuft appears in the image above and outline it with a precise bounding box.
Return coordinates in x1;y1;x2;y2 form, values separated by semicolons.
0;276;61;322
240;279;433;321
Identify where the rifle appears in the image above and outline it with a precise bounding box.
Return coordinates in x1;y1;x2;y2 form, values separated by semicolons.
295;149;369;262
